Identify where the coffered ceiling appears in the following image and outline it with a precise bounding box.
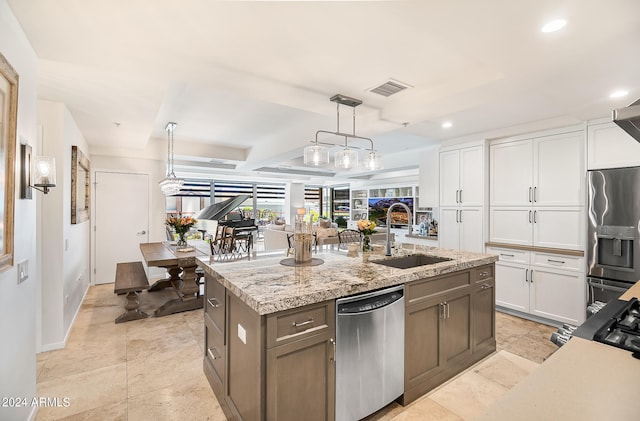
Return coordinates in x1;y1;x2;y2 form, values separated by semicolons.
7;0;640;182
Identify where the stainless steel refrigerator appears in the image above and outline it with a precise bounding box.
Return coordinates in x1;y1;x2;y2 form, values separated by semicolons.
587;166;640;302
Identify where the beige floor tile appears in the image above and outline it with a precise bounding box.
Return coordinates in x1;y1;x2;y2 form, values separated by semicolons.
55;401;127;421
36;363;127;420
126;321;199;361
472;351;539;389
362;402;404;421
429;371;509;420
502;335;557;364
497;350;540;374
38;337;127;382
391;398;463;421
126;340;204;398
127;375;226;421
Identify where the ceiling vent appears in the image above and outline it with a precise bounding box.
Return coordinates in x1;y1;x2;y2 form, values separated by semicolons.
369;79;411;97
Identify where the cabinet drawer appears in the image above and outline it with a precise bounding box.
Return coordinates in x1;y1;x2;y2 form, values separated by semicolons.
531;252;584;272
475;265;494;282
204;315;225;388
486;246;529;265
205;274;226;333
407;271;471;304
266;301;335;349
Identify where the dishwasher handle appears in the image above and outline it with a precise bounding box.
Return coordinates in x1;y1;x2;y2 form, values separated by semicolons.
337;289;404;314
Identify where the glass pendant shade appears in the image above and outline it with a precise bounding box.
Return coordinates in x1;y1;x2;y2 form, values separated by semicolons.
335;148;359;169
363;150;383;171
303;144;329;166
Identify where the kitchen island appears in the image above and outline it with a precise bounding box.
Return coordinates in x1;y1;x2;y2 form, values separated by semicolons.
198;244;498;421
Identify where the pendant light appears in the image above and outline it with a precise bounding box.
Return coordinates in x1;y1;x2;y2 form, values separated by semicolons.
159;122;184;196
305;94;383;171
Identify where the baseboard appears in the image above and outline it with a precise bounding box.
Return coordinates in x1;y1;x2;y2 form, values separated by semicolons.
496;307;563;328
39;283;91;352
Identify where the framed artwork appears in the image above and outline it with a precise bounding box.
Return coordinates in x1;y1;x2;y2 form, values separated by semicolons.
71;145;90;224
0;53;17;271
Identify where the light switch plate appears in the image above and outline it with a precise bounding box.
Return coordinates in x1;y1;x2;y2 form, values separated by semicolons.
17;260;28;284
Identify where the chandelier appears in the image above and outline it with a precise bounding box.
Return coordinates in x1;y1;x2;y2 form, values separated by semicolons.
303;94;383;171
159;122;184;196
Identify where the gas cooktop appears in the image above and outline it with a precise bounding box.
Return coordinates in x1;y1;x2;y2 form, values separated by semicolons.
591;298;640;359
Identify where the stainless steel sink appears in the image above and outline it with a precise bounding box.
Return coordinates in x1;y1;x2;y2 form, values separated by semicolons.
371;254;452;269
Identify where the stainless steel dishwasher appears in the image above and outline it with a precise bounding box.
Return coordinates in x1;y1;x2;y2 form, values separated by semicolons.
335;284;404;421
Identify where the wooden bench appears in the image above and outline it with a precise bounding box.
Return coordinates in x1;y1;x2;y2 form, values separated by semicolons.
114;261;150;323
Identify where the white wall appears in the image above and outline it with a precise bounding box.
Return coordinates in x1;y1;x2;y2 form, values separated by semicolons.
37;100;92;350
0;1;39;420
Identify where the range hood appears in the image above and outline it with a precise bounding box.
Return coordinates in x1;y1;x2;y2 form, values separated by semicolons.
613;98;640;143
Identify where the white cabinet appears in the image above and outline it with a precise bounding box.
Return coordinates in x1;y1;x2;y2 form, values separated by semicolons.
587;121;640;170
489;207;585;250
439;143;485;253
490;131;585;207
350;189;368;221
440;145;483;207
489;130;585;251
488;246;585;325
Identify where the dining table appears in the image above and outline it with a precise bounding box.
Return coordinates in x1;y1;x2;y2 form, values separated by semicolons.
139;241;206;317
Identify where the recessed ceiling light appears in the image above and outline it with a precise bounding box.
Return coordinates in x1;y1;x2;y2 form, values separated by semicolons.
609;90;629;99
541;19;567;33
442;121;453;129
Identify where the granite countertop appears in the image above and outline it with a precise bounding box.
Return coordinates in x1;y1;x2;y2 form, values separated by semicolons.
198;244;497;315
477;281;640;421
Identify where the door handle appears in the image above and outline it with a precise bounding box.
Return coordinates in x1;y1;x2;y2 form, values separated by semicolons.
439;303;445;319
533;210;537;223
137;230;147;235
530;270;534;283
330;338;336;363
207;347;221;360
459;189;462;203
534;186;537;202
446;303;450;319
525;269;529;283
529;187;532;203
459;210;463;224
529;210;532;223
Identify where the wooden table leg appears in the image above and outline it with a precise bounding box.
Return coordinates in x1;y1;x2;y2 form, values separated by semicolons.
148;266;181;291
154;265;203;317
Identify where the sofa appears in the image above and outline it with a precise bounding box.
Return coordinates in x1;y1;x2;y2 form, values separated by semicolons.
262;220;339;251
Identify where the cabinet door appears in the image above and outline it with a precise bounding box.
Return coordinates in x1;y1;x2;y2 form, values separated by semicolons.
459;145;484;206
267;333;335;421
459;207;483;253
490;140;533;206
405;297;443;391
473;279;495;351
532;208;584;250
529;267;585;325
489;207;532;246
442;290;472;366
439;207;460;250
440;149;461;207
587;122;640;170
533;131;585;206
495;263;530;313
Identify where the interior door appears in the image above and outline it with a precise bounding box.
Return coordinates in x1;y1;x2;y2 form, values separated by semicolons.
94;171;149;284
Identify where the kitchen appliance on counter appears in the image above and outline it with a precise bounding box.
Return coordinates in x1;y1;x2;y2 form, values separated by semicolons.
587;167;640;304
335;285;404;421
573;298;640;359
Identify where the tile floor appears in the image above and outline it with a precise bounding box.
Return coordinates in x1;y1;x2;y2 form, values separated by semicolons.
35;284;557;421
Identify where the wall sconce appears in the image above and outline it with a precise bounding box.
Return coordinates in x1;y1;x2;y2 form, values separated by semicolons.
21;144;56;197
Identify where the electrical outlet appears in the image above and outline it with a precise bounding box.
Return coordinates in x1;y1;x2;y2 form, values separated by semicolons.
17;260;28;284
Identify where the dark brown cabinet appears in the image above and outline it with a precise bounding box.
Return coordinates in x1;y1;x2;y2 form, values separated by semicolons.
203;273;335;421
402;265;495;405
473;265;496;354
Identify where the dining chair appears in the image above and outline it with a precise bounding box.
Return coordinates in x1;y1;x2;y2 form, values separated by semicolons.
338;229;363;250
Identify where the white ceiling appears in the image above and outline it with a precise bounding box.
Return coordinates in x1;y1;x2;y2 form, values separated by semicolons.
7;0;640;183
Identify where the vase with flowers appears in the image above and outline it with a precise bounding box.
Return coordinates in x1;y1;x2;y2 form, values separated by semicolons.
357;219;377;252
165;215;198;251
